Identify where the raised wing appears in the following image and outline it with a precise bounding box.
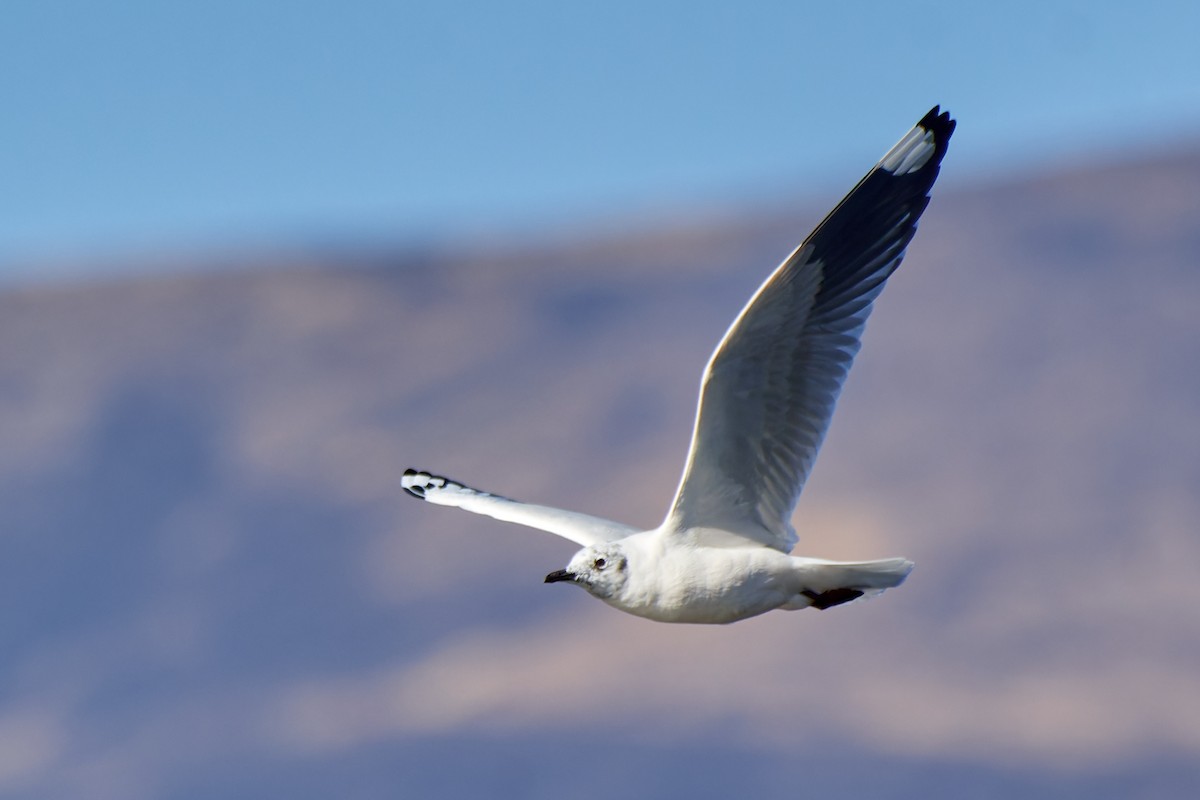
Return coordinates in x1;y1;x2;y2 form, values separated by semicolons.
402;469;638;547
665;107;955;551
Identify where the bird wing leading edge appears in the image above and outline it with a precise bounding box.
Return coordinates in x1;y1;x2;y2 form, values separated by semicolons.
402;469;639;547
664;107;955;552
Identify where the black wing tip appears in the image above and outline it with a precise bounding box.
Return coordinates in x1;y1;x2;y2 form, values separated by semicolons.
873;105;956;180
401;468;439;498
918;105;957;156
402;468;473;500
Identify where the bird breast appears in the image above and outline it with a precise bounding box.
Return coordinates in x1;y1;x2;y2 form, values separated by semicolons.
609;537;795;624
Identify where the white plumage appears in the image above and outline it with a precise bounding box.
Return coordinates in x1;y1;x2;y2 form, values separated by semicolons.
403;107;955;623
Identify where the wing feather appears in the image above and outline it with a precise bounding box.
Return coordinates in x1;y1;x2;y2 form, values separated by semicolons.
665;107;955;551
402;469;637;547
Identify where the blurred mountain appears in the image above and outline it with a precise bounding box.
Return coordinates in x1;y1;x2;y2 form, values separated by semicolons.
2;145;1199;799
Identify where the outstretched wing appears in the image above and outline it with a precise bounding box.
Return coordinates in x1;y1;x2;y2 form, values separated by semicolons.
665;107;955;552
402;469;638;547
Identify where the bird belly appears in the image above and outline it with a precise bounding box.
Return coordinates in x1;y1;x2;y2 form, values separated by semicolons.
607;547;794;624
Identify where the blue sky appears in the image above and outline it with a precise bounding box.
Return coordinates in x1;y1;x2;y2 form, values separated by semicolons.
4;0;1200;280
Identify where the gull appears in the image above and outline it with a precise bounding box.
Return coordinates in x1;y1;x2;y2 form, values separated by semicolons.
403;107;955;624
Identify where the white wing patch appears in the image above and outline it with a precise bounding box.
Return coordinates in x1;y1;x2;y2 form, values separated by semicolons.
880;126;936;175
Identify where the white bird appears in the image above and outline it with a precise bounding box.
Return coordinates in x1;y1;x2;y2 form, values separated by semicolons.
403;107;955;624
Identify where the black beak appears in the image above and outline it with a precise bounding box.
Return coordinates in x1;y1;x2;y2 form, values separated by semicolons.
544;569;576;584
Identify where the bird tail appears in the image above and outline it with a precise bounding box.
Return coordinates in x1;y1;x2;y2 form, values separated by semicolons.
787;557;914;610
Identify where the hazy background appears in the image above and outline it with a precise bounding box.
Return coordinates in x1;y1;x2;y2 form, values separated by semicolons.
3;2;1200;798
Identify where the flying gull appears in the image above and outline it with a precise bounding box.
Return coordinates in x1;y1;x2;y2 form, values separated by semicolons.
403;107;955;623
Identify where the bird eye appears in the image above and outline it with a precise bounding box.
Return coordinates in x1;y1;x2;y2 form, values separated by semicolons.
593;558;607;570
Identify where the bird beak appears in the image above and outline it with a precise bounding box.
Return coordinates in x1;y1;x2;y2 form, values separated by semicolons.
544;569;576;584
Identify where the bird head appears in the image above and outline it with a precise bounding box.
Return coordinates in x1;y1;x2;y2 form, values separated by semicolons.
544;542;629;599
